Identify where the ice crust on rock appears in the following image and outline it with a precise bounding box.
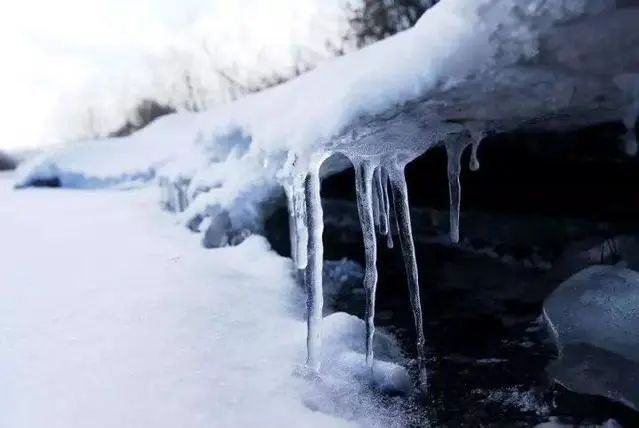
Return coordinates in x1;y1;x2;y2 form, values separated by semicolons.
543;265;639;410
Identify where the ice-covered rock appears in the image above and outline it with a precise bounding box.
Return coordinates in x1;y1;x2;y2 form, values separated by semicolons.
543;265;639;410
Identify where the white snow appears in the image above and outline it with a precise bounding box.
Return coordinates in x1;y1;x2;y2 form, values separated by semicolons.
0;174;411;428
17;1;639;190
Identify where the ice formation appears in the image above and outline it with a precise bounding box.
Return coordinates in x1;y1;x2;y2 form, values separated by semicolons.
286;148;446;379
304;157;326;372
352;158;378;368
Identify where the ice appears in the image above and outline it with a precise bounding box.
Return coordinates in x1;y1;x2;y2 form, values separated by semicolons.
351;158;379;368
444;135;471;244
283;175;310;270
374;167;389;237
304;161;325;373
386;155;427;382
381;169;394;249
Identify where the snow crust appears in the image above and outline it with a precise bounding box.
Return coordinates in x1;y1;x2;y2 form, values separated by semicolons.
0;175;412;428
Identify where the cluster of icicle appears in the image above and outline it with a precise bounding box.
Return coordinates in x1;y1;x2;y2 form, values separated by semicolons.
281;129;485;383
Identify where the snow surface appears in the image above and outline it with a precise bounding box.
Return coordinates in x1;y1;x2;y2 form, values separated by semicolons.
0;174;415;428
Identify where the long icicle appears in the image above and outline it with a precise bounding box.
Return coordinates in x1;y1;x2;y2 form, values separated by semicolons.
375;167;389;236
444;139;470;244
372;168;381;229
388;156;427;384
293;176;309;269
304;166;324;373
382;169;394;248
354;159;379;368
284;185;298;266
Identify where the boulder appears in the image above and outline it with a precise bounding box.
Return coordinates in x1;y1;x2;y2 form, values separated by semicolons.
543;265;639;410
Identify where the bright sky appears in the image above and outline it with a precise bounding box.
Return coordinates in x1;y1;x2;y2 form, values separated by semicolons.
0;0;348;151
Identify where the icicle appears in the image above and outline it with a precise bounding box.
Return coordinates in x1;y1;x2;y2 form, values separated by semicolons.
465;124;487;172
469;137;481;171
374;167;389;237
293;177;309;270
304;163;325;373
284;185;298;266
372;170;381;229
353;159;378;368
444;139;471;244
381;169;394;248
387;156;426;383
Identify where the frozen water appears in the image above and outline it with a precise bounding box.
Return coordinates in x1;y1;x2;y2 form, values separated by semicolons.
387;156;427;382
304;162;325;373
352;159;379;368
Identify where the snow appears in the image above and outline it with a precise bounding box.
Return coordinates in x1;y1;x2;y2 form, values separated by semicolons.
0;174;412;428
17;1;639;188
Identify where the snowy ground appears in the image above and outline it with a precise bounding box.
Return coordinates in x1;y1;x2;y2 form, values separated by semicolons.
0;173;411;428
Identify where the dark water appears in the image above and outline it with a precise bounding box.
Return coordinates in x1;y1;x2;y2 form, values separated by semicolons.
266;208;639;427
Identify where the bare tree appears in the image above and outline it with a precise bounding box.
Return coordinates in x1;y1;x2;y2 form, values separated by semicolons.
85;106;101;138
348;0;439;47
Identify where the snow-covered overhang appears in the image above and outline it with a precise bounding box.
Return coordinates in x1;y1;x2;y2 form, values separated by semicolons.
317;0;639;162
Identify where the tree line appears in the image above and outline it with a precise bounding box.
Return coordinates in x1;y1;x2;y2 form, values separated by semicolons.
84;0;440;140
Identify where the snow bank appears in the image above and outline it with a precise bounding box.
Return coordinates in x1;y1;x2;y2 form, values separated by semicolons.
0;181;414;428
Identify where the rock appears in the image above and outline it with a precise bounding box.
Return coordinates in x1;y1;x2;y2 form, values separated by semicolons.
0;150;17;171
543;265;639;411
534;417;623;428
322;258;364;312
201;208;233;248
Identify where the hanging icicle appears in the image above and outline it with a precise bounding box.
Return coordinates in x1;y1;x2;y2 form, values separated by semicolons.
372;168;381;230
387;155;427;383
469;138;481;171
352;158;379;368
444;138;471;244
283;185;298;266
304;162;325;373
375;167;389;237
382;169;394;248
293;176;309;270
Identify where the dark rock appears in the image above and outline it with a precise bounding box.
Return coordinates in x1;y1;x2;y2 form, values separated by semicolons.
543;265;639;411
0;151;17;171
548;343;639;413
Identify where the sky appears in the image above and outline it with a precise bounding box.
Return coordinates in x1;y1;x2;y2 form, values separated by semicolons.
0;0;348;151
